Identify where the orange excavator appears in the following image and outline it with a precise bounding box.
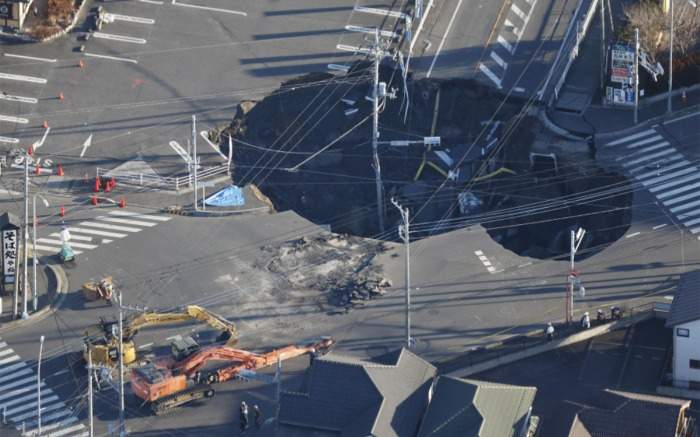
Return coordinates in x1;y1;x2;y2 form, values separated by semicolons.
130;337;334;415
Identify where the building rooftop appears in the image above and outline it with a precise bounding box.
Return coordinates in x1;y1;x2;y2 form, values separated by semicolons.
417;376;536;437
568;389;690;437
278;348;436;437
666;270;700;327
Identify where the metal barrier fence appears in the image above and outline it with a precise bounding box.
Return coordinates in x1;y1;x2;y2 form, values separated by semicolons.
539;0;599;105
96;163;229;191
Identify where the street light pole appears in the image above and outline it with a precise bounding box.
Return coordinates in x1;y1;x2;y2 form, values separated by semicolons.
567;228;586;323
192;115;198;211
32;195;49;312
21;156;29;319
634;28;640;124
118;289;125;437
668;0;674;113
372;29;385;233
37;335;44;436
88;348;94;437
391;198;412;348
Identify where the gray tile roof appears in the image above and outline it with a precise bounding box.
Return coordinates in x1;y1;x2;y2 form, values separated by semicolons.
568;389;690;437
278;348;436;437
666;270;700;326
417;376;536;437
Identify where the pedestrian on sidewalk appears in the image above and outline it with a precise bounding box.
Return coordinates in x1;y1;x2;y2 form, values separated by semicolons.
580;312;590;330
239;401;249;432
545;322;555;341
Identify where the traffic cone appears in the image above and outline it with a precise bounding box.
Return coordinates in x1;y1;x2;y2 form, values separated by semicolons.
110;177;116;189
93;177;101;193
118;197;126;208
91;194;98;206
42;120;49;129
60;206;65;217
35;165;40;175
58;92;64;101
78;60;85;69
57;164;64;176
104;181;112;193
27;145;33;156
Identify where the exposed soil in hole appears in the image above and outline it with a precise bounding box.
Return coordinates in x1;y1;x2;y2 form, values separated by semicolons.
223;63;632;259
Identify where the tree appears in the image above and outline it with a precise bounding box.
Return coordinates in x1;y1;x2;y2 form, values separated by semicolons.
623;0;700;62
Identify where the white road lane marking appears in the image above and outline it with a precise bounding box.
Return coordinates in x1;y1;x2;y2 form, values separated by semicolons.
171;0;247;16
0;362;26;376
138;0;163;4
0;136;19;144
33;244;83;254
657;180;700;200
0;348;13;356
652;224;668;230
354;6;407;18
97;216;158;227
3;53;57;63
474;250;498;273
617;141;669;159
84;52;138;64
11;399;64;421
102;239;113;244
670;198;700;213
109;210;171;221
79;221;142;232
67;227;127;238
0;72;48;83
79;134;93;158
46;423;86;437
105;13;155;24
0;354;19;366
169;140;192;163
0;114;29;124
510;3;527;21
622;148;676;167
0;367;32;384
606;129;656;146
497;35;514;54
490;51;507;69
649;173;700;193
138;342;153;350
625;135;665;149
427;0;463;78
93;32;147;44
25;416;77;436
345;25;398;38
626;232;640;238
49;232;92;242
633;159;690;179
0;93;38;104
640;167;696;187
478;63;502;88
36;238;98;249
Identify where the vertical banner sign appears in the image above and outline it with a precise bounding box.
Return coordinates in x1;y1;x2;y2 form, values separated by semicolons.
2;229;17;283
608;43;636;106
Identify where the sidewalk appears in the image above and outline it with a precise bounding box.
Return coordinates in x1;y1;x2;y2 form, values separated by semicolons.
0;257;52;326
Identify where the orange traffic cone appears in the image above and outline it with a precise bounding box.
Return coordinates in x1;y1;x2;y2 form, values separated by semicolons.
42;120;49;129
93;177;101;193
110;177;116;189
28;145;33;156
78;60;85;69
118;197;126;208
35;165;41;175
58;92;64;101
57;164;64;176
60;206;65;217
91;194;98;206
105;182;112;193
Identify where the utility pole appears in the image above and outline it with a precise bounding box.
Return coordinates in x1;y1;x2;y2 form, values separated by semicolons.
634;28;640;124
372;28;385;233
667;0;674;113
37;335;44;436
567;228;586;324
600;0;607;96
21;155;29;319
88;349;94;437
192;115;198;211
391;198;412;348
118;289;125;437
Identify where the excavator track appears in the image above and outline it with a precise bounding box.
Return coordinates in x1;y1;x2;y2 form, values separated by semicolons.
150;384;215;415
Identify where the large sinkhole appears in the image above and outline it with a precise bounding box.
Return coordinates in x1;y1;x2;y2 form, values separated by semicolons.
222;66;632;260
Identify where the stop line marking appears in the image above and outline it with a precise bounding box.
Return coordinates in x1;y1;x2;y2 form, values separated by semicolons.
0;93;38;104
84;53;138;64
0;114;29;124
3;53;57;63
93;32;147;44
105;13;155;24
0;136;19;144
0;72;47;84
171;0;247;16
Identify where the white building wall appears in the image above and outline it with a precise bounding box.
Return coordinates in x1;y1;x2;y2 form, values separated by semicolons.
673;318;700;389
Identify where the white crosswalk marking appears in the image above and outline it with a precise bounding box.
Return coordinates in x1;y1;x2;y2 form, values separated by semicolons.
35;209;172;256
0;338;86;437
606;128;700;234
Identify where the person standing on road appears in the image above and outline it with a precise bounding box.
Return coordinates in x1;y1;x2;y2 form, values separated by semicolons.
545;323;555;341
240;401;249;432
253;404;263;428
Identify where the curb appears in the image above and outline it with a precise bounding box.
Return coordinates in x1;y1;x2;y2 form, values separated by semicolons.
596;104;700;142
0;262;68;334
537;108;588;141
161;205;271;217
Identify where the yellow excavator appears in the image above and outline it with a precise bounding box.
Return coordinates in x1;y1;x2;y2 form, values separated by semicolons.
83;305;238;366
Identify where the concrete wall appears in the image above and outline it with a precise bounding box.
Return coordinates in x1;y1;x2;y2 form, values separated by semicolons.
673;318;700;389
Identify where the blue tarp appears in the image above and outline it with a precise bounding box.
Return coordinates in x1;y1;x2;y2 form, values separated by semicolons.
204;185;245;207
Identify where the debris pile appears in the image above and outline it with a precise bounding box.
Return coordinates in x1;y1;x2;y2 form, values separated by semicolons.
260;234;391;311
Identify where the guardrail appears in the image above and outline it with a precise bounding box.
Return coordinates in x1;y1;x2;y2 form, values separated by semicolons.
539;0;599;105
96;163;229;191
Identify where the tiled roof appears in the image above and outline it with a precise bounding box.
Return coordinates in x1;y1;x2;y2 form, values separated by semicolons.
417;377;536;437
279;348;436;437
568;389;690;437
666;270;700;326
